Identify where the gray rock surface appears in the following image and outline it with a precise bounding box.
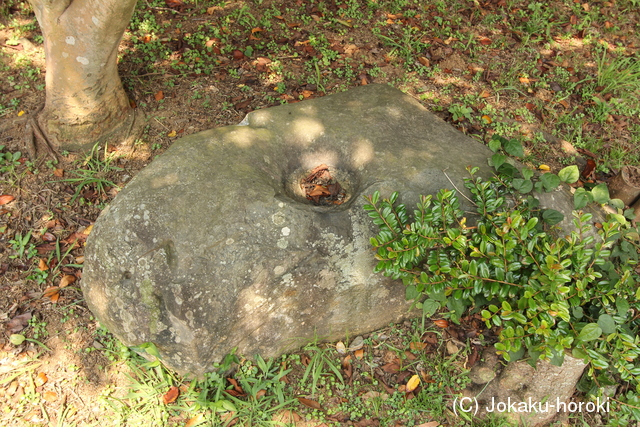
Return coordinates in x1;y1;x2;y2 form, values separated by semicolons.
82;84;590;375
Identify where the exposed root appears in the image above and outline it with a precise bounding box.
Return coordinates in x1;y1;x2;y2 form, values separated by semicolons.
24;106;58;162
1;104;145;161
0;105;60;163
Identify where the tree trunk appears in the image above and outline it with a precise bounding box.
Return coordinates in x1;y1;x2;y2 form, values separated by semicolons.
29;0;140;152
609;166;640;206
464;349;588;426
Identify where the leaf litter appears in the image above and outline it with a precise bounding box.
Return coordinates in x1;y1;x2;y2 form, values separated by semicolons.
1;0;639;425
300;164;346;206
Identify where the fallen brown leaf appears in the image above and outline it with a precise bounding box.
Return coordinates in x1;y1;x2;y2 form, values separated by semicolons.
342;355;353;379
467;346;479;368
165;0;183;8
36;243;56;254
24;410;41;423
42;232;56;242
7;312;32;333
43;286;60;299
234;99;251;110
381;362;401;373
162;385;180;404
224;389;244;397
298;397;322;410
301;354;311;366
404;350;417;361
59;275;76;288
61;232;87;246
272;410;302;423
581;158;597;179
308;185;331;197
185;414;205;427
226;378;245;396
35;372;48;387
220;412;238;425
410;342;427;351
6;381;18;395
154;90;165;101
446;341;460;355
42;391;58;402
354;419;380;427
0;195;14;205
232;49;245;60
433;319;449;328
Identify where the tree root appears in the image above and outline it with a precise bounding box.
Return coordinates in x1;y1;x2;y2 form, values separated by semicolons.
24;106;58;162
1;105;145;160
0;107;59;163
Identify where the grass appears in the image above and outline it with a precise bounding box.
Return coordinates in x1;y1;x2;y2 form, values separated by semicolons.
596;47;640;98
1;0;640;425
91;321;483;427
55;142;123;203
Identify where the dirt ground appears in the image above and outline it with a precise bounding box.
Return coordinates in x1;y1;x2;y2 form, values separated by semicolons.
1;0;639;425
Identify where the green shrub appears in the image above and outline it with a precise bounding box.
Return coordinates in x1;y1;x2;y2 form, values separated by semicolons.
363;138;640;398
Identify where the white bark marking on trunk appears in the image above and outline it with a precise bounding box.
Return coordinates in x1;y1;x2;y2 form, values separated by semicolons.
76;56;89;65
92;16;99;25
62;52;68;58
65;36;75;45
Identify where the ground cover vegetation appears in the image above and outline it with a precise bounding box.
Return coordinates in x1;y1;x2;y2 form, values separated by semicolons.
365;136;640;424
0;0;639;425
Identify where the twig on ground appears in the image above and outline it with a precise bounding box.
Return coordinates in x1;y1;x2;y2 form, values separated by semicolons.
442;168;477;207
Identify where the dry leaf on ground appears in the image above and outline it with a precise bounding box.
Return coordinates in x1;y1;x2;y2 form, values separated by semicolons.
0;195;14;205
162;385;180;404
298;397;322;410
7;312;32;333
406;374;420;392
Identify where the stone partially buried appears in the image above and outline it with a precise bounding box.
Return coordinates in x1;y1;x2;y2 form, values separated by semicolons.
82;84;549;375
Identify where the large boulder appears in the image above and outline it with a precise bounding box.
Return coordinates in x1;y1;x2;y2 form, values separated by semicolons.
82;84;578;375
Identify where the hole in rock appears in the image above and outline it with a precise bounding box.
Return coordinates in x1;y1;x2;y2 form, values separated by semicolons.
300;164;347;206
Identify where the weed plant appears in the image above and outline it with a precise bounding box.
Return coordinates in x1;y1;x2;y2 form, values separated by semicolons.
57;142;123;203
